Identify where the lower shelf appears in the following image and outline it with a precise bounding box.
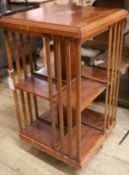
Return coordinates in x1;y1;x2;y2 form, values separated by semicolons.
82;108;104;131
58;108;105;163
21;117;60;148
19;108;114;168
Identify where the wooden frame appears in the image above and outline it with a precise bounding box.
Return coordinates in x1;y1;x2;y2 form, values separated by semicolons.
0;4;127;169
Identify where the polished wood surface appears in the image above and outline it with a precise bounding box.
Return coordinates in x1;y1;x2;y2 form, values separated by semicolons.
22;117;61;148
62;78;106;111
81;65;107;83
0;4;127;38
1;3;127;169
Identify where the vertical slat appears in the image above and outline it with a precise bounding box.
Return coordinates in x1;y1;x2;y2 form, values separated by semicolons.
4;31;22;131
111;21;121;124
104;26;112;130
108;23;117;128
76;40;81;162
45;35;56;150
110;23;119;124
19;33;31;125
27;35;39;119
12;32;28;126
54;36;64;153
12;33;22;80
114;20;125;119
65;38;72;158
27;35;33;73
20;33;28;78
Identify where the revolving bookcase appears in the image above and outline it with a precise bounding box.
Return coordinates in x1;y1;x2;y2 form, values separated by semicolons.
0;4;127;168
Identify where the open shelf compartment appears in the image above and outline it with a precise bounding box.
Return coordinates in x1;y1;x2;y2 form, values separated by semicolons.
15;76;66;100
34;65;107;84
81;65;107;83
21;117;60;148
57;108;105;164
20;108;108;167
62;77;106;111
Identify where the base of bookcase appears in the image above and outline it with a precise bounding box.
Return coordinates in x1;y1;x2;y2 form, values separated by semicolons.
19;108;115;169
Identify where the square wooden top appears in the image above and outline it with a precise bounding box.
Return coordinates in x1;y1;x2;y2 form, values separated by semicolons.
0;4;128;39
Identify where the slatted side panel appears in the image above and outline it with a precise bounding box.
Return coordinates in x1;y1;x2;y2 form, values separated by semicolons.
4;31;23;131
53;36;81;161
105;19;125;130
5;31;41;129
113;20;125;120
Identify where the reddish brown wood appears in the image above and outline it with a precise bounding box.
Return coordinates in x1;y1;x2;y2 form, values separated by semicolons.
0;4;127;39
59;109;105;162
45;35;57;150
27;35;39;119
54;36;65;153
81;65;107;83
15;76;65;100
4;31;23;130
104;26;113;130
22;118;60;148
62;78;106;111
65;38;73;158
1;4;127;169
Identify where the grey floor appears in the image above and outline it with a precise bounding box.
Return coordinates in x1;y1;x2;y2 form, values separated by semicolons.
0;75;129;175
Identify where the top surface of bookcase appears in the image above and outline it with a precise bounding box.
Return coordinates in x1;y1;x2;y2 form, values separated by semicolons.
0;4;127;38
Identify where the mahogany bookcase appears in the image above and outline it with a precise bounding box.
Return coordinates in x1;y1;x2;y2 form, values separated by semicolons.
0;4;127;168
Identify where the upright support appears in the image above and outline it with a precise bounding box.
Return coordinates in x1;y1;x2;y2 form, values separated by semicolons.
54;36;64;153
4;31;23;131
104;26;112;131
114;20;125;118
45;35;57;150
76;40;81;162
27;35;39;119
65;38;73;158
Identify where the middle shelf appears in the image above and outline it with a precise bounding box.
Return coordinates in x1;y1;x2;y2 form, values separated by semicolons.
15;75;106;111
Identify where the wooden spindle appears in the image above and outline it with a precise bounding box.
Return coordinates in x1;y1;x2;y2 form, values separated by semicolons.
111;21;121;124
65;38;72;158
108;23;117;128
104;26;112;130
27;35;33;73
76;40;81;162
45;35;56;150
27;35;39;119
110;23;119;124
12;32;30;126
20;33;33;125
19;33;28;78
114;20;125;119
4;31;22;131
54;37;64;153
